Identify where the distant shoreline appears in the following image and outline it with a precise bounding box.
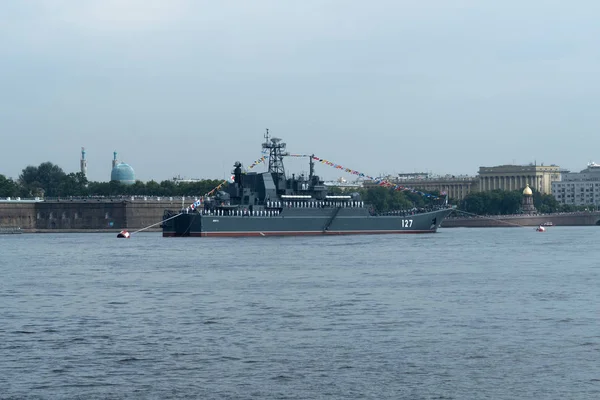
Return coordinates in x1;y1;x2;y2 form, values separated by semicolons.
443;211;600;228
5;210;600;232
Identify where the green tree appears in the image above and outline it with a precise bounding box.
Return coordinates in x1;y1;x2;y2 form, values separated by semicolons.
460;192;486;214
0;174;20;197
405;191;426;208
499;191;521;214
145;180;161;195
18;165;44;196
18;162;70;197
108;180;127;196
160;180;177;196
362;186;388;212
534;192;561;213
460;189;572;215
129;181;147;196
87;181;111;196
388;190;414;210
59;172;88;197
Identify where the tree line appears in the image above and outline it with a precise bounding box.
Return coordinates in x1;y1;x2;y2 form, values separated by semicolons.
0;161;588;214
0;162;223;198
456;189;586;214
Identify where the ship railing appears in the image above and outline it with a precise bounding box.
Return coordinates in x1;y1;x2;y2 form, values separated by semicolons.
185;203;449;217
378;205;451;216
189;209;283;217
281;195;312;199
273;200;365;208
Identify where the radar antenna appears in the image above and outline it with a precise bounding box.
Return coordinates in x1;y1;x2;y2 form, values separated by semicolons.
262;129;289;176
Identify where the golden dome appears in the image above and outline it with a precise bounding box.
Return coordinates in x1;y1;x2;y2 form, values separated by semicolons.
523;184;533;196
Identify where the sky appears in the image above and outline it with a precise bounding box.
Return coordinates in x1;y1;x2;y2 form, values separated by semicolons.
1;0;600;182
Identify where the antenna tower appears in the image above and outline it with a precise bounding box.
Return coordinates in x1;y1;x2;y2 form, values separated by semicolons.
262;129;289;176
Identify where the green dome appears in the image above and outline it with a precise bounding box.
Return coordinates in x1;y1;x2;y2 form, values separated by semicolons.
111;163;136;185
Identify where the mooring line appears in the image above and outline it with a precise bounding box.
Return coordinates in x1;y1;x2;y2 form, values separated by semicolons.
131;212;183;235
450;209;529;228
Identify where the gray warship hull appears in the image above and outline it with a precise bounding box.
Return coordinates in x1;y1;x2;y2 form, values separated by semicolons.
163;131;453;238
162;207;453;237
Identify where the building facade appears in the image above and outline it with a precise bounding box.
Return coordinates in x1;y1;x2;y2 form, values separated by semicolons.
552;162;600;206
478;164;561;194
323;177;362;192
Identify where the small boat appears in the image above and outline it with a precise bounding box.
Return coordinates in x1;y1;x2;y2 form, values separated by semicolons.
536;226;546;232
541;222;553;227
117;230;130;238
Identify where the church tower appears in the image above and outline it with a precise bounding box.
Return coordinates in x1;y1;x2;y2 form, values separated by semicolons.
521;184;536;213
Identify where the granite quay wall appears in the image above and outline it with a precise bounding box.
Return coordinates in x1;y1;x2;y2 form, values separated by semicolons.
125;199;184;230
35;201;128;230
442;212;600;228
0;202;36;229
0;199;185;232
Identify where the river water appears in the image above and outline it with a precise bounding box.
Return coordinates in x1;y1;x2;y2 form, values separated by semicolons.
1;227;599;399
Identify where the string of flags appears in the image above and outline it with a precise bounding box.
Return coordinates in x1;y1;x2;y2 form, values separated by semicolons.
188;199;202;211
247;156;267;170
205;180;228;196
246;154;308;170
311;156;441;199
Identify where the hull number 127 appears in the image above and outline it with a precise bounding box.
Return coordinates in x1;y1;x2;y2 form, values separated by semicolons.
402;219;413;228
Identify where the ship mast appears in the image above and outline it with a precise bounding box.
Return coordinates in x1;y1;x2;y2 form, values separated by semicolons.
262;129;288;176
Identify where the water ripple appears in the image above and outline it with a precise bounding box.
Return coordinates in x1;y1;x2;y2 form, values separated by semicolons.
1;228;600;399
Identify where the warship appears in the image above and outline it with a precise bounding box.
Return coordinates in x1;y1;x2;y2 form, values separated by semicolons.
162;132;453;237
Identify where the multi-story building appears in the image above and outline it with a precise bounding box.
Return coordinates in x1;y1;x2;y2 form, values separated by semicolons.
478;164;561;194
364;173;478;200
323;177;362;191
552;162;600;206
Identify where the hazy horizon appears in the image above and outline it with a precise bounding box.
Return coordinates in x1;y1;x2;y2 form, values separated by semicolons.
2;0;600;182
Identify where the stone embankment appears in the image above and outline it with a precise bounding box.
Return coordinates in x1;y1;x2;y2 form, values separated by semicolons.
442;211;600;228
0;198;187;232
4;198;600;231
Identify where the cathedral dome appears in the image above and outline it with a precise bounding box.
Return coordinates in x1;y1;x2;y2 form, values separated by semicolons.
111;163;136;185
522;184;533;196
